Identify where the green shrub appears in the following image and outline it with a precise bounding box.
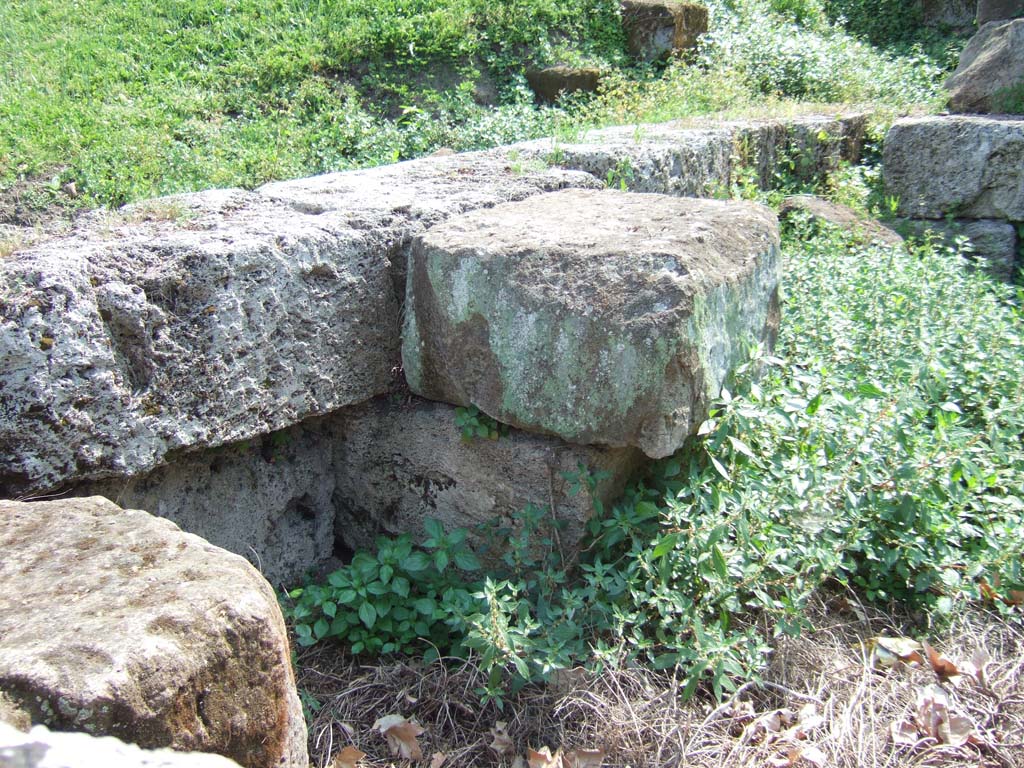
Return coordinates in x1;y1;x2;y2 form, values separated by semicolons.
821;0;924;46
286;218;1024;704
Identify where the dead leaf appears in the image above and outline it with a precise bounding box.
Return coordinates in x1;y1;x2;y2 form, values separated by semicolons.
489;721;515;756
1008;589;1024;606
800;745;828;767
872;636;924;668
429;752;446;768
332;745;366;768
528;746;562;768
890;719;920;746
563;748;604;768
511;757;527;768
961;647;992;688
373;714;425;761
922;641;962;682
913;683;980;747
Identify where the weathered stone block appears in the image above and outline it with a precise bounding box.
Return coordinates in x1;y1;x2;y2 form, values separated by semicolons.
884;115;1024;220
0;189;397;497
621;0;708;62
0;721;244;768
898;217;1020;280
332;396;644;558
402;188;780;459
978;0;1024;24
526;66;603;105
779;195;905;248
80;419;337;587
947;19;1024;114
0;497;307;768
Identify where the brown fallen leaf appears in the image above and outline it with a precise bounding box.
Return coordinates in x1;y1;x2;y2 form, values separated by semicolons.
961;647;992;688
528;746;562;768
563;748;604;768
871;636;924;668
890;719;920;746
489;721;515;756
429;752;446;768
373;714;426;761
922;641;962;682
914;683;980;748
332;745;366;768
769;744;828;768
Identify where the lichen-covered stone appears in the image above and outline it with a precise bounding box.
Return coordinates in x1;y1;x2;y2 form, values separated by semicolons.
898;217;1020;280
403;188;780;459
0;497;306;768
977;0;1024;25
884;115;1024;220
779;195;905;248
332;395;643;558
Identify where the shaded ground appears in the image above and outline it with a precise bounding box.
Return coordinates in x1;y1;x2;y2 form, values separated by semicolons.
295;597;1024;768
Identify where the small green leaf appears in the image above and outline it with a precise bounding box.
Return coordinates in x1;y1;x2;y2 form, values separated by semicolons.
652;533;679;558
454;550;481;571
313;618;329;639
405;551;431;572
322;601;337;618
434;549;450;573
712;545;729;580
681;660;708;701
358;602;377;629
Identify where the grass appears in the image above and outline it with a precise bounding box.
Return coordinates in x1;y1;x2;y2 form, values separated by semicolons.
1;0;965;223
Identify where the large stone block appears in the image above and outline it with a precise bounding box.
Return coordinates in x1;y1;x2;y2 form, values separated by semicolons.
620;0;708;62
884;115;1024;220
0;189;397;497
977;0;1024;24
402;188;780;459
898;217;1020;281
0;721;243;768
947;19;1024;114
504;113;866;198
526;66;604;104
0;497;306;768
331;396;644;558
80;419;337;587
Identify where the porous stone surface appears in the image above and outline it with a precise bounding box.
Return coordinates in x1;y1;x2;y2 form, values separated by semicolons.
526;66;603;104
403;188;780;459
0;497;307;768
884;115;1024;220
0;722;243;768
332;396;644;558
977;0;1024;24
947;19;1024;114
899;217;1020;280
779;195;905;247
620;0;708;62
80;420;337;587
505;113;866;198
0;189;396;497
1;155;600;500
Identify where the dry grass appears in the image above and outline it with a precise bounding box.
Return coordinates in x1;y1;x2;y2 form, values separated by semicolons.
295;596;1023;768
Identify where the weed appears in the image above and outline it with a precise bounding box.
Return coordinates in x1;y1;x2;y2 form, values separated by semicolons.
454;405;508;442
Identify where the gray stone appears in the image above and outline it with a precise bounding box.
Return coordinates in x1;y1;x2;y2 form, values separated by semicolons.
620;0;708;62
332;396;644;559
0;189;397;497
526;66;603;105
779;195;905;247
0;722;243;768
79;420;337;587
947;19;1024;114
922;0;978;30
884;115;1024;220
977;0;1024;24
899;218;1020;280
402;188;780;459
504;113;867;198
0;497;306;768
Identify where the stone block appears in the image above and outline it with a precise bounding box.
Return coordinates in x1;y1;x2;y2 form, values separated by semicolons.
0;497;307;768
526;66;603;104
899;217;1020;280
978;0;1024;24
331;396;644;559
621;0;708;62
402;188;780;459
884;115;1024;220
778;195;905;247
947;19;1024;114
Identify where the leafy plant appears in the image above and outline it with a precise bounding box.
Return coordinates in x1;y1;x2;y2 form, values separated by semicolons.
454;405;509;442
